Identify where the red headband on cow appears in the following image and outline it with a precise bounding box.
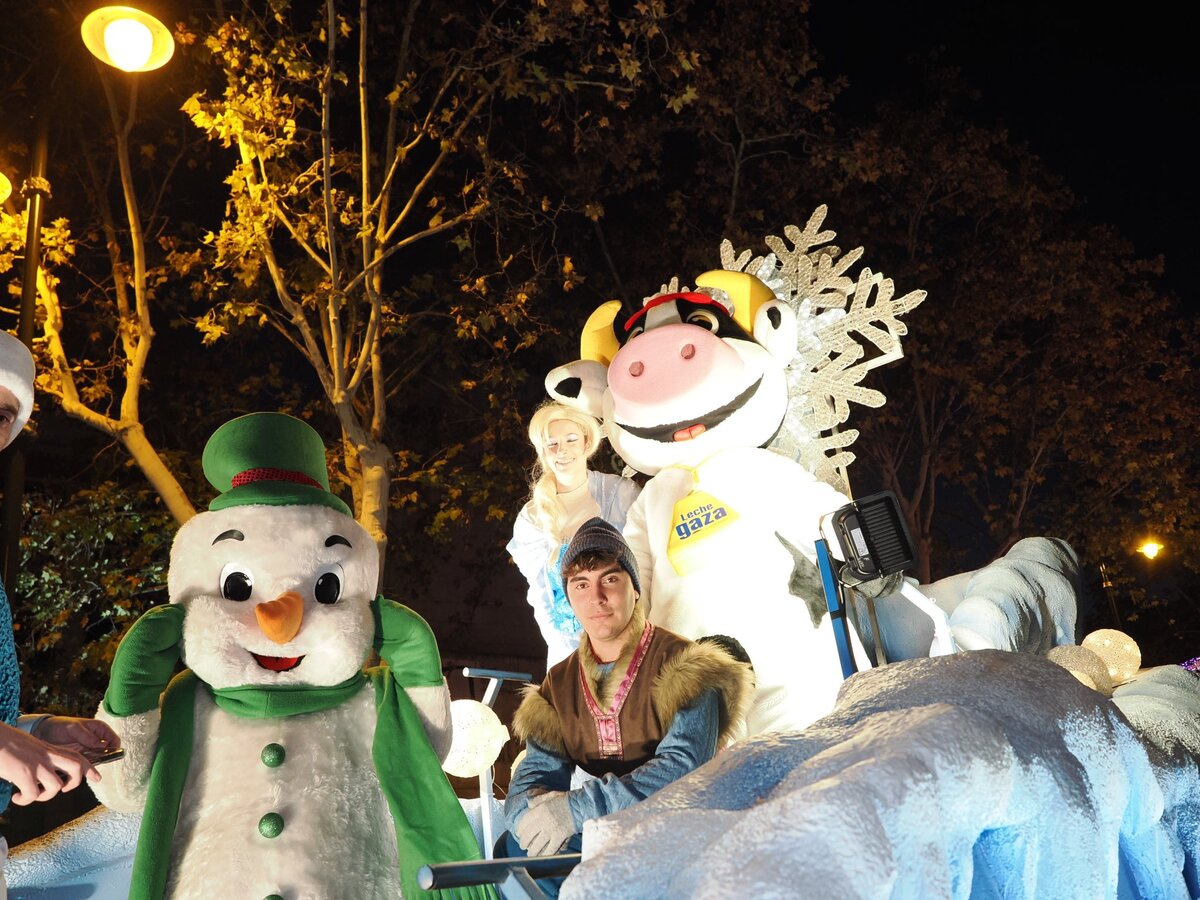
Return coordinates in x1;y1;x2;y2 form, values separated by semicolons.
623;291;729;333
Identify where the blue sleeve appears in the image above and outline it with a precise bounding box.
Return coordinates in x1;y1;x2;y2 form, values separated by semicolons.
504;737;574;833
566;688;719;827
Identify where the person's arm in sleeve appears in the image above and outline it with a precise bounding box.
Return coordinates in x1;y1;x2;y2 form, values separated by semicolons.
504;737;574;833
566;688;719;825
506;506;552;582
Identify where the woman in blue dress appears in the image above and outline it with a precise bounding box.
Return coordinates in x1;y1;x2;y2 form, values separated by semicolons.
507;402;640;669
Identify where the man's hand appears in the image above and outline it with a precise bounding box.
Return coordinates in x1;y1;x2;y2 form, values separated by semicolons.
371;596;443;688
0;722;98;806
104;604;185;717
515;791;575;856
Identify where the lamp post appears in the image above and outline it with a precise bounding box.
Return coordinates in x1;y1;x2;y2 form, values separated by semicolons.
0;3;175;587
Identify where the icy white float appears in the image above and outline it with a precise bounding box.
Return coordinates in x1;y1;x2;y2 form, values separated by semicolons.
564;651;1200;899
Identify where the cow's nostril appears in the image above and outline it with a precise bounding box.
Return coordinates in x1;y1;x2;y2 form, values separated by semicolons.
629;361;645;377
680;344;696;360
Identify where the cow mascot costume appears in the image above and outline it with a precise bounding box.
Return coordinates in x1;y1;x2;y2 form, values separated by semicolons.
91;413;495;900
546;208;1081;734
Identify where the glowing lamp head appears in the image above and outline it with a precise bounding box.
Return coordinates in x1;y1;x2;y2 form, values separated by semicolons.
0;172;11;205
81;6;175;73
1137;540;1163;560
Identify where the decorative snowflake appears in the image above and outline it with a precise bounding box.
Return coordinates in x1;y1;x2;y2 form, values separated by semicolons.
653;206;925;494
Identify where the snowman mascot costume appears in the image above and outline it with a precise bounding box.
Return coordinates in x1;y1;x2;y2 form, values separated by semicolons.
91;413;494;900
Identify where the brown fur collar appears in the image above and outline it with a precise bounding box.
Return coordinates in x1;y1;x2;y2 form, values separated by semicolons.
650;641;754;747
512;603;754;751
512;684;566;755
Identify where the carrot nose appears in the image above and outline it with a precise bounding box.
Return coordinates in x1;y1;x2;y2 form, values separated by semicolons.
255;591;304;644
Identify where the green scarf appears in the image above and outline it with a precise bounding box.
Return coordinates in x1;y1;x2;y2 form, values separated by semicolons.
129;669;497;900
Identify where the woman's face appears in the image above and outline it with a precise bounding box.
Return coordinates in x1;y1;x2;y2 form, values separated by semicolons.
543;418;589;490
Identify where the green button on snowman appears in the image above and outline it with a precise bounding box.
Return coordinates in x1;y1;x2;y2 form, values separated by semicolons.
91;413;495;899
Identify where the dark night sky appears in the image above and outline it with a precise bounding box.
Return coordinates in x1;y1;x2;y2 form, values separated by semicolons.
809;1;1200;310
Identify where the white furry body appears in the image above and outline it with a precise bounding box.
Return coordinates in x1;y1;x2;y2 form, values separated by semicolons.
167;685;397;899
623;446;863;734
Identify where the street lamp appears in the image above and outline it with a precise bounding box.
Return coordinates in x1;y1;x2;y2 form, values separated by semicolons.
0;2;176;585
80;5;175;72
1137;540;1163;560
0;173;11;205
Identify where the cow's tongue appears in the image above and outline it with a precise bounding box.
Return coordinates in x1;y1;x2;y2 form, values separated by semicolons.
673;423;707;441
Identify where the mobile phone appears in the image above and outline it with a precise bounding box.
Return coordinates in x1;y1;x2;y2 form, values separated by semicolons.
84;747;125;765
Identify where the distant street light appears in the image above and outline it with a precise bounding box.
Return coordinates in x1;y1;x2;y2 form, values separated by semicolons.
80;4;175;72
1137;540;1164;560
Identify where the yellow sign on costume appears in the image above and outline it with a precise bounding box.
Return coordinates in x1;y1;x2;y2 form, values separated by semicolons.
667;489;740;576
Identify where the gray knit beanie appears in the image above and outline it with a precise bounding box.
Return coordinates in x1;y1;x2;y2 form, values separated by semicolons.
0;331;34;449
562;517;641;595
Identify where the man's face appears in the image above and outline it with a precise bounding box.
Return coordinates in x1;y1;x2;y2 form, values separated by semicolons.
0;385;20;450
566;562;638;648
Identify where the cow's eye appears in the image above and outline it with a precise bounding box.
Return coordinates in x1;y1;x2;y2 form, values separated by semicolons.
686;310;719;331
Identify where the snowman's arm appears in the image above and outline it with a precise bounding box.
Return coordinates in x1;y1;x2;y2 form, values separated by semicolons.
403;682;453;762
373;596;454;760
87;704;160;813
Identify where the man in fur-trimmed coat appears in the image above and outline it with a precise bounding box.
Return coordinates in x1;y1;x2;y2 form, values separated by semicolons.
503;518;753;895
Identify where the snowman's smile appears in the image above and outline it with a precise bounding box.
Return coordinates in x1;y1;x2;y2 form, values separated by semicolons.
251;652;305;672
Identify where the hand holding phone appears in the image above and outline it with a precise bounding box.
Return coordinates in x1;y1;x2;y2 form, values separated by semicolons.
83;747;125;765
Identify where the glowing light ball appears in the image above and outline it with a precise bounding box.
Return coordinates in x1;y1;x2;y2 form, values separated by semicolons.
1082;629;1141;685
0;172;11;205
1137;540;1163;560
103;17;154;71
441;699;509;779
1047;644;1114;696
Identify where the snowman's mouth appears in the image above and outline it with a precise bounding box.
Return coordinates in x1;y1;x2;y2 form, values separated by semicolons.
251;652;304;672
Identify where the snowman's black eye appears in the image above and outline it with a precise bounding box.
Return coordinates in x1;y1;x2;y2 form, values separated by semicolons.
315;571;342;605
222;570;253;602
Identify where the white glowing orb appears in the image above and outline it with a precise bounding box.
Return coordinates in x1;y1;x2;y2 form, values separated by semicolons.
0;172;11;204
441;699;509;779
103;18;154;72
1046;644;1114;697
1081;629;1142;685
1138;541;1163;560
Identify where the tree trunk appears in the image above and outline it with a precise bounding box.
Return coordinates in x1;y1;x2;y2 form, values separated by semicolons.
117;423;196;525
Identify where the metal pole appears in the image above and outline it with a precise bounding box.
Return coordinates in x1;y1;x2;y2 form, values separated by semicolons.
463;667;531;859
0;106;50;589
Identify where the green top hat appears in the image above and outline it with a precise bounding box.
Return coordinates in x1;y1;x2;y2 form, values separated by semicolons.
202;412;351;516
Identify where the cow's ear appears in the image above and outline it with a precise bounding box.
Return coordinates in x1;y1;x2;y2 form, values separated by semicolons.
753;299;797;363
545;360;608;419
580;300;623;366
